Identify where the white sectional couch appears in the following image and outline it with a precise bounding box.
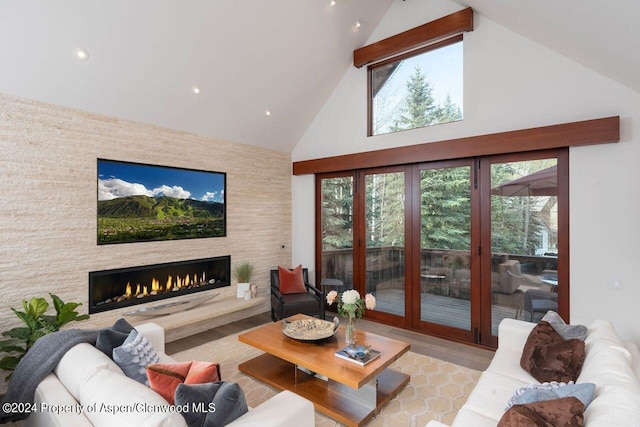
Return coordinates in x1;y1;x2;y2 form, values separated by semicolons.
26;323;315;427
427;318;640;427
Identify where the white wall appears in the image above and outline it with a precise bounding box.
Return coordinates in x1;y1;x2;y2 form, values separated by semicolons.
292;1;640;342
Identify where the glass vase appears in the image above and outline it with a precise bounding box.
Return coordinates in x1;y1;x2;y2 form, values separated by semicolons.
344;315;357;347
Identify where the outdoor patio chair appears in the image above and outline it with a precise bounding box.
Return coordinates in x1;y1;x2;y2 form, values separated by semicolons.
524;289;558;322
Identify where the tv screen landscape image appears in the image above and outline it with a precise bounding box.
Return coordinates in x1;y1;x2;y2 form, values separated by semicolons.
97;159;226;244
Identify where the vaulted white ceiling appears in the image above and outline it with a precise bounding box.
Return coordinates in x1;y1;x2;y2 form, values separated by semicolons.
1;1;638;153
0;0;393;152
451;0;640;95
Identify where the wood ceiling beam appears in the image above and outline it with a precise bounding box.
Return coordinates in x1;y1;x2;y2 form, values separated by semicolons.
292;116;620;175
353;7;474;68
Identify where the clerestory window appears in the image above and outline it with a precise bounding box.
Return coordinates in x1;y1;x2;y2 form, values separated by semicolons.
353;8;473;137
370;37;463;136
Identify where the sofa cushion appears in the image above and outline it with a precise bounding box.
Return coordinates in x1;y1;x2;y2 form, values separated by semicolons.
78;367;187;427
579;341;640;393
498;318;537;353
31;373;94;427
54;343;125;402
584;386;640;427
463;371;529;421
542;311;587;341
278;265;306;294
585;319;626;348
225;390;314;427
520;321;585;383
147;361;221;404
487;347;539;384
497;396;585;427
112;329;159;385
174;381;248;427
450;407;499;427
506;382;595;410
624;341;640;381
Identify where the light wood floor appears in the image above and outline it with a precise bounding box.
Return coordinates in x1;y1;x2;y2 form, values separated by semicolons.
166;311;495;371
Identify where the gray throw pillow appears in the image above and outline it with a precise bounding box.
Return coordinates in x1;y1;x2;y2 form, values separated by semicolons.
112;329;159;385
506;381;596;410
542;310;588;340
174;381;249;427
95;318;134;357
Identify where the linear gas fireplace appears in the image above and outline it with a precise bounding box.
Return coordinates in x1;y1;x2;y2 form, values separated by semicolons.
89;256;230;314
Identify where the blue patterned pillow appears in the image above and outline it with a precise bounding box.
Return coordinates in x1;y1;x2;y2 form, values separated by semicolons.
506;381;596;410
542;311;587;340
112;329;159;385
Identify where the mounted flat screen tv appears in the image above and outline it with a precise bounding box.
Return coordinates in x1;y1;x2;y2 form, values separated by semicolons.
97;159;226;244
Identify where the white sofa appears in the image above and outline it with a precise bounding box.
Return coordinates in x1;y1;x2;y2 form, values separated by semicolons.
427;318;640;427
26;323;315;427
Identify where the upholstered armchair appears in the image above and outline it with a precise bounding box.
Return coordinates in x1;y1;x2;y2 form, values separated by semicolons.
270;267;324;321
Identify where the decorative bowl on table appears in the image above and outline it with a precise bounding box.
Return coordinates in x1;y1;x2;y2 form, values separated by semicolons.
282;317;340;341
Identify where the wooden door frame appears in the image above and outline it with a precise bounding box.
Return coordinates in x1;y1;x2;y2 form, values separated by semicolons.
409;159;478;343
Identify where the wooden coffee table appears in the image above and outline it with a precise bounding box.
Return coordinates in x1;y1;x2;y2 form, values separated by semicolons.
238;314;410;427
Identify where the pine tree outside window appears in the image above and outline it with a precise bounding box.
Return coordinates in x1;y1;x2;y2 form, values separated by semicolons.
369;37;463;136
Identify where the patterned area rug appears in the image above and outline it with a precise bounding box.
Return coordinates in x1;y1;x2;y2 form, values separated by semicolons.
170;327;481;427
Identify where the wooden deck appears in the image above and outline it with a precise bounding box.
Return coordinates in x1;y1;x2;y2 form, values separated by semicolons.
374;289;519;335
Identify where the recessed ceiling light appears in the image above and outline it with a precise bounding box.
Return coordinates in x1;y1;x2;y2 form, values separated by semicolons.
74;48;89;61
192;87;201;95
329;0;336;7
265;110;271;117
353;21;361;30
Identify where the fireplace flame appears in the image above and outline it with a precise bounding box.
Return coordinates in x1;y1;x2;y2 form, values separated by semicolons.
150;278;160;295
100;269;211;306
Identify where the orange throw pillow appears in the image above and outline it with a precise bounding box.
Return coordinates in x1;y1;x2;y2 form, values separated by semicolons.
147;361;221;404
278;265;307;294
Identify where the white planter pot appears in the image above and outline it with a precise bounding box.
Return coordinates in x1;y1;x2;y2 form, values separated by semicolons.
237;282;250;299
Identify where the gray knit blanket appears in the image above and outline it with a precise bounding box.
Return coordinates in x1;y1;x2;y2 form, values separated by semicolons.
0;318;133;424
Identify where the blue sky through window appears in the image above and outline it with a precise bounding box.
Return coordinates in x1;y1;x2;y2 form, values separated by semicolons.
373;40;463;135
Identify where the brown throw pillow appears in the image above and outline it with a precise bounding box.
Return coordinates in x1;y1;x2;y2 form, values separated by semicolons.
498;396;585;427
520;321;585;383
278;265;307;294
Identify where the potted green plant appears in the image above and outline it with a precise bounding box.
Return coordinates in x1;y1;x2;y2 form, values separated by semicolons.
0;293;90;380
234;261;254;299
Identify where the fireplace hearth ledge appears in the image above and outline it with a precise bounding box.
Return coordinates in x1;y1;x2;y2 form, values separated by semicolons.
125;294;267;343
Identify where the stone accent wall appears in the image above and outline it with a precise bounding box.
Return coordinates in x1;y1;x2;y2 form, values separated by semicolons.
0;92;291;334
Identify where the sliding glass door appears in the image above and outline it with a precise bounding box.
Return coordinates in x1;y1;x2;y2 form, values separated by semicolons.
318;174;355;294
362;168;407;321
414;160;475;341
317;149;568;348
480;152;568;346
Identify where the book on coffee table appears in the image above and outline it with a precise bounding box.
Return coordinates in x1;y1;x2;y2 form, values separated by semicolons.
335;346;381;366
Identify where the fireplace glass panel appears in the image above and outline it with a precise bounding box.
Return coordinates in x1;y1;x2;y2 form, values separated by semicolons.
89;256;230;313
